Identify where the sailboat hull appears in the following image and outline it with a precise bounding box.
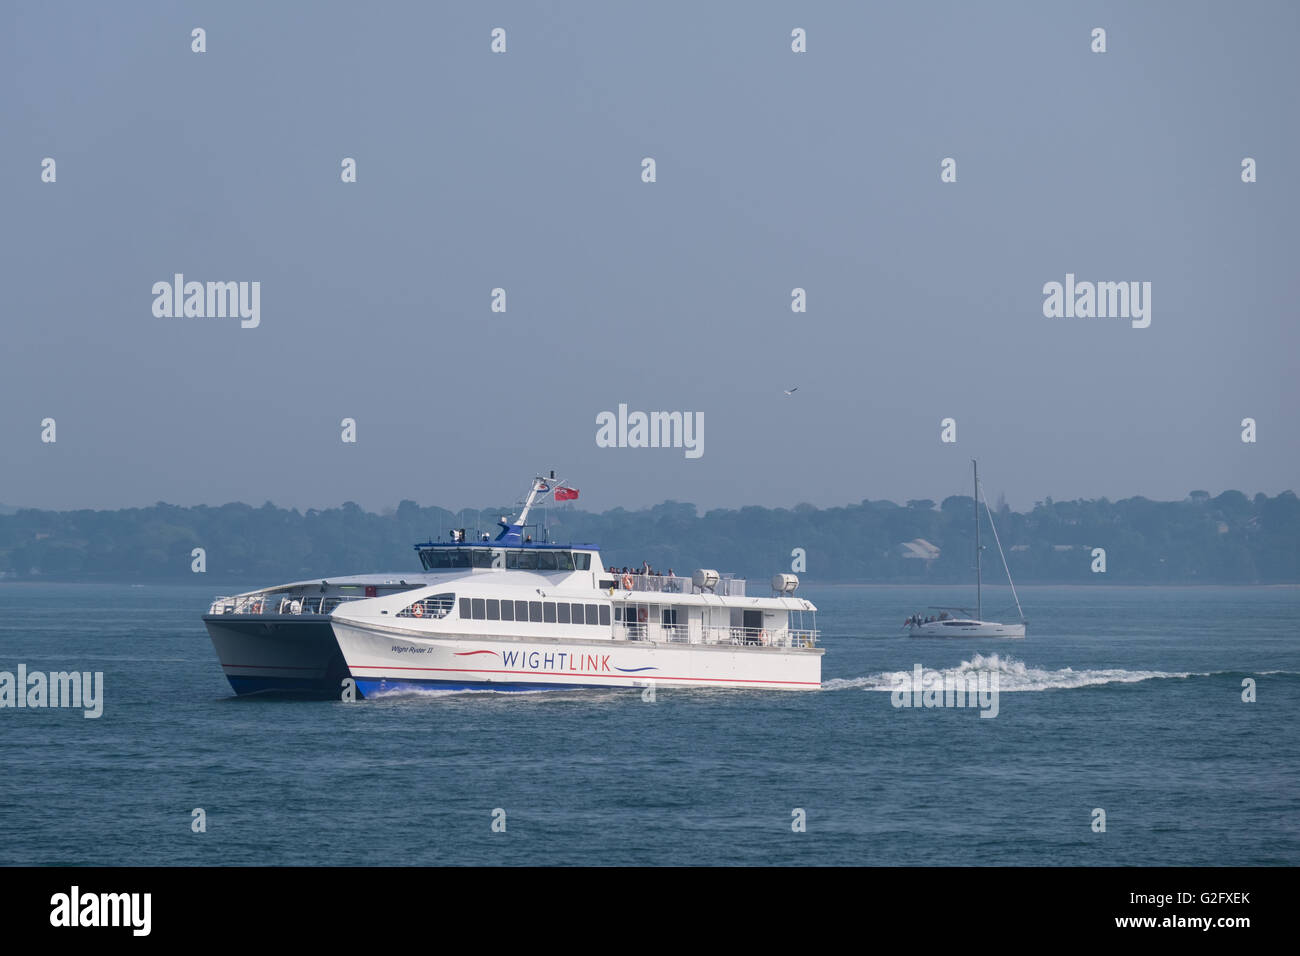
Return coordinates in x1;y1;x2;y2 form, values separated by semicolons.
907;619;1026;638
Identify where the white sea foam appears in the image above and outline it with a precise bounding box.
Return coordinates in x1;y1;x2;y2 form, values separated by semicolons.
823;653;1211;692
367;686;543;700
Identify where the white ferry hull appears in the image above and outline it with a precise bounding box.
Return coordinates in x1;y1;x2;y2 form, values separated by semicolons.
331;620;824;695
907;620;1026;639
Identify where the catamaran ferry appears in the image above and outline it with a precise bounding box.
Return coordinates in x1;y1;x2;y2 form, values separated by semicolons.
204;475;822;696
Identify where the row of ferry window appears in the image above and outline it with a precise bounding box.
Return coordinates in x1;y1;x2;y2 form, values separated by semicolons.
397;594;680;627
459;597;611;626
418;549;593;571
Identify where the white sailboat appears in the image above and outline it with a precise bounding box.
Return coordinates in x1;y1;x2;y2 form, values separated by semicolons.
906;460;1027;639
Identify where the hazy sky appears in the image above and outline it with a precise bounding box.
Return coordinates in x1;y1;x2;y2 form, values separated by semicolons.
3;1;1297;515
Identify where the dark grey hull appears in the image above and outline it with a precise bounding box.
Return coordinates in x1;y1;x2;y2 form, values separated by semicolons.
203;614;350;697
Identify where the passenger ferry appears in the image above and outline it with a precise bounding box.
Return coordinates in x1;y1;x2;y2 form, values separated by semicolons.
204;475;822;696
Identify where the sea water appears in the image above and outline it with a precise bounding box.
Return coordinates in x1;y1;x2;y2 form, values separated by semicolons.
0;582;1296;866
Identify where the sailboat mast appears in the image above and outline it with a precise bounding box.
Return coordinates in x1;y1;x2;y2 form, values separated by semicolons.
973;459;981;621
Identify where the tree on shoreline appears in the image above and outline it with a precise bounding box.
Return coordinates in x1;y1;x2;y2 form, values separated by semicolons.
0;491;1295;585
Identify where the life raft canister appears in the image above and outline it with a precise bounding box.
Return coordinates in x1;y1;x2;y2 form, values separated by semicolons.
412;602;424;618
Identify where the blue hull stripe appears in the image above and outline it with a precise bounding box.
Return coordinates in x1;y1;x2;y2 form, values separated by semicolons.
356;677;617;696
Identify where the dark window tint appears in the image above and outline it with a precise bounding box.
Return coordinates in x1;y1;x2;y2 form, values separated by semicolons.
516;600;529;621
572;603;586;623
500;600;514;621
471;598;486;620
574;553;592;570
598;605;611;626
556;551;575;571
515;551;537;570
472;549;495;568
486;599;500;620
543;602;557;623
585;604;599;625
459;598;471;619
537;552;558;571
424;550;465;569
556;603;570;624
529;601;542;622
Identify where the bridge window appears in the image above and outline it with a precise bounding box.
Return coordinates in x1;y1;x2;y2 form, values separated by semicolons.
537;552;558;571
574;552;592;570
556;551;575;571
421;549;474;570
422;549;470;569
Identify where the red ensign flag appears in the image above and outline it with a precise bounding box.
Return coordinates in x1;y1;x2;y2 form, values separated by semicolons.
555;488;579;501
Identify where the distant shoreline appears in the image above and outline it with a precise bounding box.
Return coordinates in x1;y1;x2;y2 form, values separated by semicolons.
2;579;1297;589
3;491;1296;585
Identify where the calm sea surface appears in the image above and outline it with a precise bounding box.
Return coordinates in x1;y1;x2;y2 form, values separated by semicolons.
1;582;1296;866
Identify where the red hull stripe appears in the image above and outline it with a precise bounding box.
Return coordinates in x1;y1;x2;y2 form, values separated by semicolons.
348;664;818;686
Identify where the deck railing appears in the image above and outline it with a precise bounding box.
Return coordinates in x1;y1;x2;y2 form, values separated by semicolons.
618;623;817;649
208;594;366;616
615;574;746;597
